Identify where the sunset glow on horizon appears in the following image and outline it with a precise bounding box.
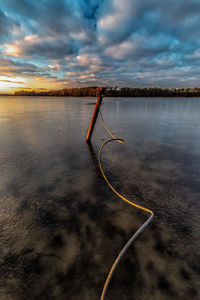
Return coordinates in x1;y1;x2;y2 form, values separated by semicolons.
0;0;200;93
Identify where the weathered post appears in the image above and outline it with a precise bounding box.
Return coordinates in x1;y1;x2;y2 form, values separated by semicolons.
86;87;105;143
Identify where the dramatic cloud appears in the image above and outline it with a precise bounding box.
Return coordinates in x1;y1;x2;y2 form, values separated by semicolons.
3;35;77;59
0;0;200;92
0;8;20;42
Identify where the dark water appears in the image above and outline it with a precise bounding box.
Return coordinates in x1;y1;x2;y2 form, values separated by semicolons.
0;96;199;300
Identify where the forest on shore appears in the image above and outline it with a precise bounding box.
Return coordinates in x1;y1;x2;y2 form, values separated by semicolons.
14;86;200;97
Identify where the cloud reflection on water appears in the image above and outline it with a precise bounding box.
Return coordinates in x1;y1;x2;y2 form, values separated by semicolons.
0;97;199;300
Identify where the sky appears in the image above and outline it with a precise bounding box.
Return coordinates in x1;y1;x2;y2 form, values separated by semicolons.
0;0;200;93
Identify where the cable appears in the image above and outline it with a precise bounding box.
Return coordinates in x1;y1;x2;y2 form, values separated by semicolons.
97;102;154;300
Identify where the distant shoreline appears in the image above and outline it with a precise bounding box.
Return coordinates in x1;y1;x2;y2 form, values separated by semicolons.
2;95;200;98
13;86;200;98
1;86;200;97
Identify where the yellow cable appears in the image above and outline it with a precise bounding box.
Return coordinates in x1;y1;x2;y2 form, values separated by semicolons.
99;108;124;143
97;104;154;300
98;139;153;215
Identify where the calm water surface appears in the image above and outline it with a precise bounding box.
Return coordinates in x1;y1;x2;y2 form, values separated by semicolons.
0;96;200;300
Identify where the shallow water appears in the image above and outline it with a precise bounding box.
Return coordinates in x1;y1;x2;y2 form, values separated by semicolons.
0;96;200;300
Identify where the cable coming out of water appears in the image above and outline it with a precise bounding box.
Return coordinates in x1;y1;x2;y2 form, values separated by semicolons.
98;102;154;300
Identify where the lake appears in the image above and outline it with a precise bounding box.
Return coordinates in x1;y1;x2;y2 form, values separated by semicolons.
0;96;200;300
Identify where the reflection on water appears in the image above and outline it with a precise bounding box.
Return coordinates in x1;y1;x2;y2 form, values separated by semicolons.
0;96;200;300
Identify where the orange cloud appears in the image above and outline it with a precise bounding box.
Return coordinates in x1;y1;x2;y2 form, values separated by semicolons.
3;35;39;58
3;42;21;58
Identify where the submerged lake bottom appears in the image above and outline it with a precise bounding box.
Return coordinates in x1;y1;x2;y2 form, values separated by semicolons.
0;96;200;300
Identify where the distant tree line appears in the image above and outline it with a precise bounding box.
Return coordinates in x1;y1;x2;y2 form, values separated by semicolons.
15;86;200;97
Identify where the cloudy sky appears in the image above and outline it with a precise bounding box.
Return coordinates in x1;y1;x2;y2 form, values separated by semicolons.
0;0;200;93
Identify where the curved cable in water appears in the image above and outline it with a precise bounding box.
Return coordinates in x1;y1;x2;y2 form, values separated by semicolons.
97;102;154;300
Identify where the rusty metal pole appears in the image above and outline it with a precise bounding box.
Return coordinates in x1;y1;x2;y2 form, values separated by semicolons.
86;87;105;143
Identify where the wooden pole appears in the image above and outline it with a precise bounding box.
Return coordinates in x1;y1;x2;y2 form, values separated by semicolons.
86;87;105;143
